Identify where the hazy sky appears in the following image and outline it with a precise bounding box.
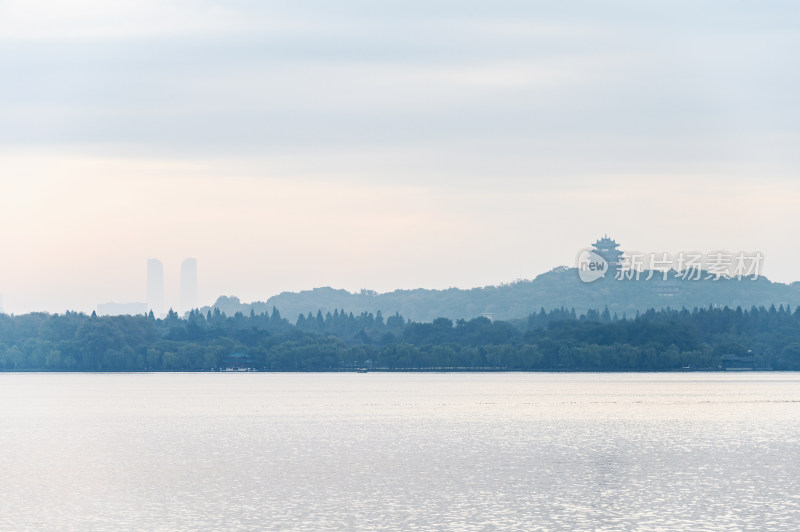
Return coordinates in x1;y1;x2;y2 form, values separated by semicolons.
1;1;799;314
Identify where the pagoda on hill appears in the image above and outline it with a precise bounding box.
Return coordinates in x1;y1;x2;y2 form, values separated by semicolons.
592;235;624;271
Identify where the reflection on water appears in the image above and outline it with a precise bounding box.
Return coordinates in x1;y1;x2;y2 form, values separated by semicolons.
1;373;799;531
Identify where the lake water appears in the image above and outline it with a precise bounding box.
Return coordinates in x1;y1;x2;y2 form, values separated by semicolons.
1;373;799;531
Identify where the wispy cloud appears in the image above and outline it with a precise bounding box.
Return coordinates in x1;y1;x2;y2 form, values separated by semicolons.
1;1;798;312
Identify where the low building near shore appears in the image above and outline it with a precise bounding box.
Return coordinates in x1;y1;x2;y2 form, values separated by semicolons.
720;353;756;370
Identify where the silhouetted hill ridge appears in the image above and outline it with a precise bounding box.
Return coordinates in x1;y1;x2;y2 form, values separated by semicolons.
202;267;800;323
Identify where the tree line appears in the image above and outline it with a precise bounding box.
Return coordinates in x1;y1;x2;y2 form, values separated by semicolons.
1;304;799;371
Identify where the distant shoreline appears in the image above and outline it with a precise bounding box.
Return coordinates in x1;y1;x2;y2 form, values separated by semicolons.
0;368;786;374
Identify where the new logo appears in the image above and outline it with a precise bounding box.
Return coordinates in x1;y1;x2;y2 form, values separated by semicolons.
577;250;608;283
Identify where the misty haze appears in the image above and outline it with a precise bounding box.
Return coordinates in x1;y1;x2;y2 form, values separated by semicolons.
2;1;799;531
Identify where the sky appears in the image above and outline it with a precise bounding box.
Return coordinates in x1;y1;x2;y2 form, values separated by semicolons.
1;0;799;314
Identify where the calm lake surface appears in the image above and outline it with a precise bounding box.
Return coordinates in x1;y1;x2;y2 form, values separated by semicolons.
1;372;799;531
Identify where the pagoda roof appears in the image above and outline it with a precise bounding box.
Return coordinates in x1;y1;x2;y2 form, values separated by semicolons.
592;235;620;248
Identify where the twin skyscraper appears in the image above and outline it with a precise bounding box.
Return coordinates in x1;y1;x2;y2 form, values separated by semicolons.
146;258;198;317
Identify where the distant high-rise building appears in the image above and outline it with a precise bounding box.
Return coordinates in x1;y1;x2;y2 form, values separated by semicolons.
146;259;165;316
180;258;198;313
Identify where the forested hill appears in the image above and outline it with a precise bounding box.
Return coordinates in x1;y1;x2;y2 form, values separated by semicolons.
203;267;800;322
2;305;800;371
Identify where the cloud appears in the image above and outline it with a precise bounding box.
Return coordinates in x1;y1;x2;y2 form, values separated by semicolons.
0;0;317;41
1;1;799;312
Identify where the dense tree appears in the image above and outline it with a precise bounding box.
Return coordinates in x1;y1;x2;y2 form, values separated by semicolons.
0;304;798;371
